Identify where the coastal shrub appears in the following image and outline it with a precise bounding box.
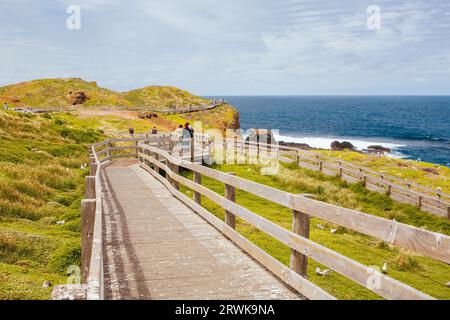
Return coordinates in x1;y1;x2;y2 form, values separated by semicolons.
58;127;100;144
395;251;422;272
47;240;80;274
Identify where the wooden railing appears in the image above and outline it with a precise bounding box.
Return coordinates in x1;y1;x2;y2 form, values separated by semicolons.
77;136;450;300
213;138;450;219
134;140;449;300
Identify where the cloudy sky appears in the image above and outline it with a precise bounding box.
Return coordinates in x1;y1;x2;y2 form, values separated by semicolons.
1;0;449;95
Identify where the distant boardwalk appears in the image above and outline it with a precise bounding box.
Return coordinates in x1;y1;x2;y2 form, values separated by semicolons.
101;160;304;300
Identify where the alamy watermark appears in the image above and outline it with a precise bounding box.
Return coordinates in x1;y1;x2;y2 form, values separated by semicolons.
66;5;81;30
367;5;381;30
168;121;281;175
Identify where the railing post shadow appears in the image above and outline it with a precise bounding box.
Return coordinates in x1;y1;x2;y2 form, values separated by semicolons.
225;172;236;229
290;194;314;278
190;137;195;162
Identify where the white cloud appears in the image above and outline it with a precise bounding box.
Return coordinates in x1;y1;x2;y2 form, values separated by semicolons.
0;0;449;94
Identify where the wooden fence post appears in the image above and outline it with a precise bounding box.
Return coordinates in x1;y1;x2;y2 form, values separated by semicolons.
106;141;111;159
135;140;139;157
81;199;96;281
418;196;423;210
290;194;313;278
296;151;300;166
172;163;179;190
234;136;238;161
85;176;96;199
90;163;98;176
225;172;236;229
447;206;450;220
387;184;392;196
190;137;195;162
193;172;201;205
222;138;227;164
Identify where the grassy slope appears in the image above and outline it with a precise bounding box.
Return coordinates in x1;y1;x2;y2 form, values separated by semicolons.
0;78;240;132
0;78;218;111
122;86;209;109
317;150;450;194
0;78;131;108
179;162;450;300
0;110;102;299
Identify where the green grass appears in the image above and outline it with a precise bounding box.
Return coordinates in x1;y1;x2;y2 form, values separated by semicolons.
0;110;102;299
0;78;210;111
179;161;450;300
317;149;450;194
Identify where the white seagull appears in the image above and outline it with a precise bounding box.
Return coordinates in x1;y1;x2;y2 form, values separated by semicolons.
316;267;332;276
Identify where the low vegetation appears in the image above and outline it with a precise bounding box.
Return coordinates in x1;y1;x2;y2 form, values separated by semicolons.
179;161;450;300
0;110;102;299
318;149;450;194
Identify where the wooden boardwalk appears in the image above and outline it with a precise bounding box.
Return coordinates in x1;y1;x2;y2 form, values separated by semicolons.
101;159;304;300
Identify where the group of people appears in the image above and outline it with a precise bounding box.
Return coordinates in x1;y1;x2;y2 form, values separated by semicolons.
128;126;158;137
174;122;194;140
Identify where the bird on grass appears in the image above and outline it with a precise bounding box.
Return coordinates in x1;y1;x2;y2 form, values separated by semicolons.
382;262;388;274
80;163;87;170
316;224;325;230
316;267;332;276
330;228;338;234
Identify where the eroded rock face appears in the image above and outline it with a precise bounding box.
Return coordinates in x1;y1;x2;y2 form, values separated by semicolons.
246;129;276;144
69;91;89;105
331;140;355;151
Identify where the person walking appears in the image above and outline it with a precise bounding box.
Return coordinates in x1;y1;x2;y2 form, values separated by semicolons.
129;128;135;136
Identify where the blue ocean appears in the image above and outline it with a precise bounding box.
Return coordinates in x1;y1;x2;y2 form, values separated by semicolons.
208;96;450;167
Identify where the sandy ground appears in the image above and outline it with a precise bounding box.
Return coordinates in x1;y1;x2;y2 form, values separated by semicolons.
74;108;138;119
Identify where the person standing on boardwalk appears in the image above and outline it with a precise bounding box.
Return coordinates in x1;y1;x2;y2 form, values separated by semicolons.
3;102;8;110
151;126;158;135
129;128;135;136
184;122;194;138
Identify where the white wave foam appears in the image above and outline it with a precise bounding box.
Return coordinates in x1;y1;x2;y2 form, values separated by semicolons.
273;133;406;152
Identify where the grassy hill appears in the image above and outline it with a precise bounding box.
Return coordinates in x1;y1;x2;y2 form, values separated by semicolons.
0;78;131;108
122;86;210;109
0;78;240;132
0;78;214;111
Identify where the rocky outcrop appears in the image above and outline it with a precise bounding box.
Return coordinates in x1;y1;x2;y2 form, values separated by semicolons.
368;145;391;153
422;167;439;175
138;112;158;119
331;140;355;151
69;91;89;105
279;141;312;150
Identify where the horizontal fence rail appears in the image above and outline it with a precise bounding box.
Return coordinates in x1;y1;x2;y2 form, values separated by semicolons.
214;137;450;219
73;136;450;300
135;140;450;300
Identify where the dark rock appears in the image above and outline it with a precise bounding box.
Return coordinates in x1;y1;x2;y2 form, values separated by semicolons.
422;167;439;175
367;145;391;154
138;112;158;119
70;91;89;105
330;140;355;151
279;141;312;150
246;129;276;144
